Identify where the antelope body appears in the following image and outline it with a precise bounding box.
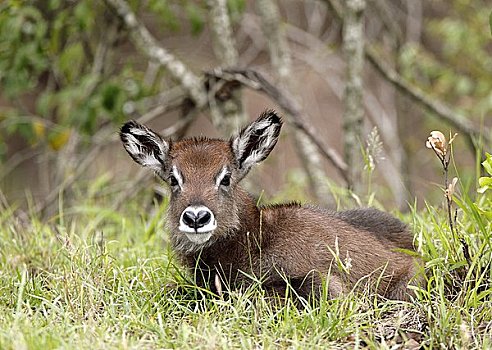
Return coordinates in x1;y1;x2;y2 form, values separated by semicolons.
120;110;420;300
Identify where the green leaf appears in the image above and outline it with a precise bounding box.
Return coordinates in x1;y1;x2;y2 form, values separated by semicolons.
482;152;492;175
228;0;246;20
478;176;492;193
186;3;204;36
58;42;84;83
478;177;492;188
49;0;61;10
148;0;179;31
0;5;49;96
48;128;71;151
101;84;122;112
74;1;94;31
0;141;7;161
36;92;54;117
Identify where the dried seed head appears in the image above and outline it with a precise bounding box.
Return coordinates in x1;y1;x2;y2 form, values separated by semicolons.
344;252;352;272
445;177;459;201
426;130;447;159
365;127;384;171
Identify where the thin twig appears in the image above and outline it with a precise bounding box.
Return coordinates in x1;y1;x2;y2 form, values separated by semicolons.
429;140;472;266
0;148;41;181
206;0;246;137
256;0;335;202
207;0;238;67
111;169;152;211
366;47;486;154
160;110;198;138
209;68;349;181
35;144;104;215
35;104;196;215
323;0;488;154
103;0;207;107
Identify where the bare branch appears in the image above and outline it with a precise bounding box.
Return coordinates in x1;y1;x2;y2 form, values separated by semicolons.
111;169;152;211
370;0;404;45
90;19;118;77
237;14;266;66
405;0;423;43
209;68;349;181
366;47;489;150
257;0;338;202
103;0;207;107
143;61;160;88
35;97;195;216
160;110;198;138
207;0;247;137
280;22;408;207
0;148;41;181
256;0;292;81
207;0;239;67
323;0;344;19
324;0;489;152
35;143;105;215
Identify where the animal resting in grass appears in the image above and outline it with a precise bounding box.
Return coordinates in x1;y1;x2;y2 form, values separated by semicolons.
120;110;421;300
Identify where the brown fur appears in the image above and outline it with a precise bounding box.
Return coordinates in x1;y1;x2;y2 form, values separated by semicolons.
178;186;420;300
120;111;422;301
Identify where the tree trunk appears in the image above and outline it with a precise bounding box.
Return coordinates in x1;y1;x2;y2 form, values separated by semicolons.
257;0;333;206
342;0;366;193
207;0;247;137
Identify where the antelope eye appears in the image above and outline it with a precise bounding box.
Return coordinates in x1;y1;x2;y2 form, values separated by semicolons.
220;174;231;187
169;175;179;187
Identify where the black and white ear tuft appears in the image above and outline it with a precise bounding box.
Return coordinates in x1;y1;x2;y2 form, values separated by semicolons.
120;120;170;174
231;110;282;178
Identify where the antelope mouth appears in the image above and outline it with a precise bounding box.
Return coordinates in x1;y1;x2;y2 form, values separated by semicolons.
184;231;214;244
178;205;217;244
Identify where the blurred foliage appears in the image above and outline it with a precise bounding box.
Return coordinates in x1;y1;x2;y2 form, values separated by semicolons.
0;0;488;207
398;0;492;120
0;0;245;158
478;153;492;194
0;0;144;155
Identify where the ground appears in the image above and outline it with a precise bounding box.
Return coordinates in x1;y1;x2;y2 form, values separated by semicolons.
0;189;491;349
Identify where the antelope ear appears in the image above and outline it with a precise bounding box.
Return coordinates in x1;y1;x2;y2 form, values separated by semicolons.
120;120;170;175
231;110;282;179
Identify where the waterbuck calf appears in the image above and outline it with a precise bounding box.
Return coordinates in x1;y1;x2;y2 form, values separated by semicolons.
120;110;421;300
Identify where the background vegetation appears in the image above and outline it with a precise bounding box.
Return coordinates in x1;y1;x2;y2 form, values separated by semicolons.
0;0;491;348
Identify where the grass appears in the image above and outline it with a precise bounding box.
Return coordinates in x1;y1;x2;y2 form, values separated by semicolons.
0;178;491;349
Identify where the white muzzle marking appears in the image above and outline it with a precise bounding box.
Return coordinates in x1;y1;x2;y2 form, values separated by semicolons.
184;232;213;245
179;205;217;244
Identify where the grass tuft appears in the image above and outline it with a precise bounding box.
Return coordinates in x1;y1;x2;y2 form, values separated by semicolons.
0;177;491;349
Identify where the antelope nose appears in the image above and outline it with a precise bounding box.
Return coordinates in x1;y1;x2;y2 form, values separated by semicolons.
179;206;217;234
196;210;212;227
182;210;212;229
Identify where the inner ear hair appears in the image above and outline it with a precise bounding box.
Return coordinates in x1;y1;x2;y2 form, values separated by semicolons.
120;120;170;173
231;110;282;175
